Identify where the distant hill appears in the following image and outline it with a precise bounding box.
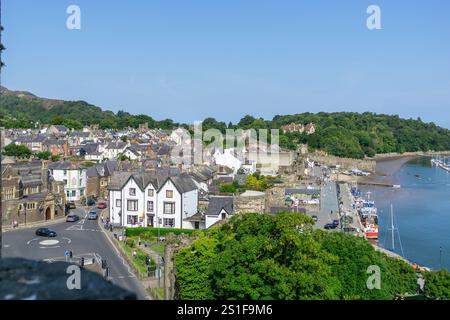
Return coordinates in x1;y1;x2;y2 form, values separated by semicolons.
1;87;450;159
0;87;179;130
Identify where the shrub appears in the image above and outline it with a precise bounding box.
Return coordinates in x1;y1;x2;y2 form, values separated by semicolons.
125;238;135;248
125;227;195;238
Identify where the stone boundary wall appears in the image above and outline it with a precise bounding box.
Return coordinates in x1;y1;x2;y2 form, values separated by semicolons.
308;155;376;172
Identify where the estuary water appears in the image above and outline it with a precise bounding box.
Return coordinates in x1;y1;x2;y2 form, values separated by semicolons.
362;157;450;270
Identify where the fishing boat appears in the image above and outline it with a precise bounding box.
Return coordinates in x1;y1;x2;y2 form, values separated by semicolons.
359;192;379;239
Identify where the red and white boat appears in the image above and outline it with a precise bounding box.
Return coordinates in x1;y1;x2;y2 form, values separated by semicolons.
364;224;379;239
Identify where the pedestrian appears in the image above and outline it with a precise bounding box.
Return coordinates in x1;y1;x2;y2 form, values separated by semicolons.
101;216;104;224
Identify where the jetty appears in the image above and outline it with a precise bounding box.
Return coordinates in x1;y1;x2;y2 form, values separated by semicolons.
431;158;450;173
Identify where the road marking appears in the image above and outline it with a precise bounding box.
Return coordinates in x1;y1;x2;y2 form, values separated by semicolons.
27;238;39;245
62;237;72;244
39;239;59;246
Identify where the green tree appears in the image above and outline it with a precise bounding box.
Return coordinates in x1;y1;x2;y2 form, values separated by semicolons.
424;269;450;299
175;236;217;300
3;144;32;158
35;151;52;160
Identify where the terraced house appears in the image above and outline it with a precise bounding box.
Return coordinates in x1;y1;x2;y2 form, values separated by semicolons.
108;169;199;229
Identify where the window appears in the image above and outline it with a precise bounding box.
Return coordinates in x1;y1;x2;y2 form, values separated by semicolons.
66;191;70;197
163;202;175;214
71;190;76;197
148;189;154;197
4;188;15;200
166;190;173;198
127;200;138;211
129;188;136;196
194;222;200;230
163;218;175;228
127;215;138;225
116;199;122;207
147;201;154;212
26;203;36;210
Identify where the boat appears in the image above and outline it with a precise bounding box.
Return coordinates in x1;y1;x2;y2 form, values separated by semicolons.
358;192;379;239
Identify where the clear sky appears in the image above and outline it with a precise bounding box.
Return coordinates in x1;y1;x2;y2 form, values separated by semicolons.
2;0;450;127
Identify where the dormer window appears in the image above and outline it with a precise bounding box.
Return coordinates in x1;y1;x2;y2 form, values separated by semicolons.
166;190;173;198
129;188;136;196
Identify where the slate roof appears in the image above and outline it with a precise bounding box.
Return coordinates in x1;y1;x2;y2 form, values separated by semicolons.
106;141;128;150
108;169;197;194
52;125;69;132
48;162;85;170
205;196;234;216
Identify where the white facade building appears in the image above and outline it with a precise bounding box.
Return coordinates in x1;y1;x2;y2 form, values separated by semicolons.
108;171;199;229
49;162;87;201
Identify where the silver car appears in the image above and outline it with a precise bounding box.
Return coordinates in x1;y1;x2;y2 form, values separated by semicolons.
88;211;98;220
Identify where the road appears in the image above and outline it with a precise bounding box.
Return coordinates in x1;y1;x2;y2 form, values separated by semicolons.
313;181;340;230
2;206;150;300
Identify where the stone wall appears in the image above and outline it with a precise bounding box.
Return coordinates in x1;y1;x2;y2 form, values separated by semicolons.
234;194;266;214
308;154;376;172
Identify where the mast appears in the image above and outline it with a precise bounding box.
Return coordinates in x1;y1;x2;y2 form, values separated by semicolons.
390;204;395;250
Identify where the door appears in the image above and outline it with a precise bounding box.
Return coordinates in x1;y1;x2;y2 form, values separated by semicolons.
45;207;52;220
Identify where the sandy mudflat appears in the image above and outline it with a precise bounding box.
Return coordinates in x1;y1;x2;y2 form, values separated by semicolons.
361;156;417;185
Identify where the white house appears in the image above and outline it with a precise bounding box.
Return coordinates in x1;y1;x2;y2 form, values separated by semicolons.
183;196;234;230
213;148;242;173
108;171;199;229
48;162;87;201
104;141;129;160
170;128;191;146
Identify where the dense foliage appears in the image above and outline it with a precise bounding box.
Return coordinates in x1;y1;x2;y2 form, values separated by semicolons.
2;144;32;158
424;269;450;299
235;112;450;159
125;227;195;238
0;94;181;130
174;212;418;300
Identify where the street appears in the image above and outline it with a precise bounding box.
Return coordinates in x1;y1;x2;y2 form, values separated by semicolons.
313;181;340;230
2;206;149;300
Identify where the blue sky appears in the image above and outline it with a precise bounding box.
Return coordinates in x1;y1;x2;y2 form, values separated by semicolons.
2;0;450;127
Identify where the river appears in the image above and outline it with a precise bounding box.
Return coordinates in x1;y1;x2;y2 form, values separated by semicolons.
361;156;450;270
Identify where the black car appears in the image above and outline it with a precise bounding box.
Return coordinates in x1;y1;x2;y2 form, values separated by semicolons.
324;223;337;230
311;215;318;222
87;198;96;206
332;219;340;226
66;214;80;222
35;228;57;237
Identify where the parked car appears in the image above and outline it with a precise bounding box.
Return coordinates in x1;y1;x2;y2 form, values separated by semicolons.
88;211;98;220
66;214;80;222
311;215;318;222
97;202;107;209
332;219;340;226
35;228;57;237
68;201;76;209
324;223;337;230
87;198;96;206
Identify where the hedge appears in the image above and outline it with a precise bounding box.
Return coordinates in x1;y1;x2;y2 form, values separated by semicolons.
125;227;195;238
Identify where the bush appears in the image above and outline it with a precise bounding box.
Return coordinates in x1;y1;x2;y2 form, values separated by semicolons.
125;238;135;248
125;227;195;238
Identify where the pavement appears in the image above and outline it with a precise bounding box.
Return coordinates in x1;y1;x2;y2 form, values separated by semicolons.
312;181;340;230
2;205;150;300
